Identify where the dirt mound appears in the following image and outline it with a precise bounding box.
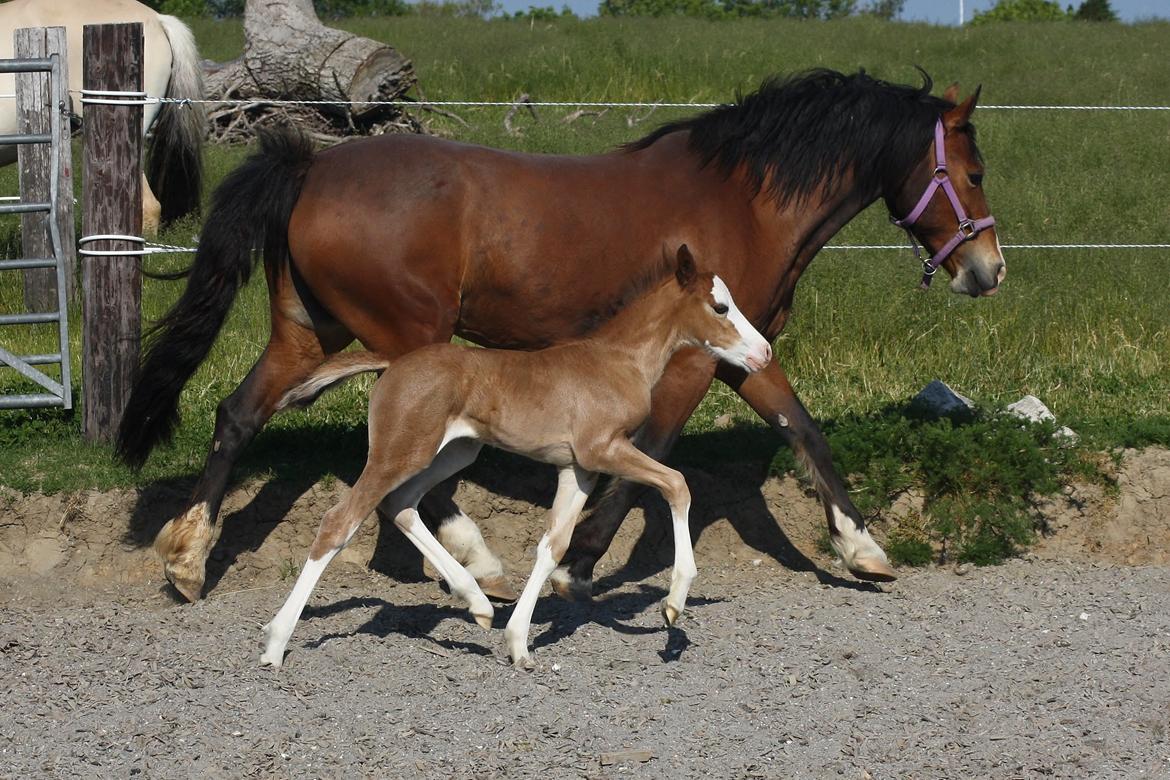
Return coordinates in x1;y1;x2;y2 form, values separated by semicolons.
1;448;1168;599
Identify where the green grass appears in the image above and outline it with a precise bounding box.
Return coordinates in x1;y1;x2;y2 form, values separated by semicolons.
1;18;1168;562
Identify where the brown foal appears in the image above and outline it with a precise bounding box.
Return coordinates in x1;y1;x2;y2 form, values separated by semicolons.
259;246;772;667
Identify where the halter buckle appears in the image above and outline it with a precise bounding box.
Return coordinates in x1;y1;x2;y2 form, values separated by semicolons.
958;219;976;239
921;260;939;277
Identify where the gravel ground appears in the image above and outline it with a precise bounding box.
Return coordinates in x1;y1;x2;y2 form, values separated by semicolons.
2;558;1168;779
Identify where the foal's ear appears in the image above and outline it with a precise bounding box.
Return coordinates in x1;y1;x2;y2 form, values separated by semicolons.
944;85;982;130
675;244;698;287
942;82;961;104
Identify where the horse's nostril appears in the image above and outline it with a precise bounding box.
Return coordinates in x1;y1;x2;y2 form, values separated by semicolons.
996;262;1006;282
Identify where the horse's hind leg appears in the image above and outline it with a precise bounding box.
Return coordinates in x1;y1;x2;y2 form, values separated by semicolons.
423;491;515;601
141;173;161;237
156;315;349;602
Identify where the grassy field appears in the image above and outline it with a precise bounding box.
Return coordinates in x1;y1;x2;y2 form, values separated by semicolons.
1;17;1168;499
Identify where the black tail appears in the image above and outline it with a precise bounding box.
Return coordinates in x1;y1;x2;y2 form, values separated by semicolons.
116;128;316;468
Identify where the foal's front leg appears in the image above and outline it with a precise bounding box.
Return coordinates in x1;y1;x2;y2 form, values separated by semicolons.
505;466;596;667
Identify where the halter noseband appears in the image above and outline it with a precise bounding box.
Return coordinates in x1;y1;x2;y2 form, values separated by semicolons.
891;118;996;289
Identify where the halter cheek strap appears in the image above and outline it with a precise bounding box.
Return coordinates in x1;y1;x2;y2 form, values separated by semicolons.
891;118;996;289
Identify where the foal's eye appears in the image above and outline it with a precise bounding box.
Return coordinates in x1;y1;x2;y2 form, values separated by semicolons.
969;173;984;187
713;303;729;316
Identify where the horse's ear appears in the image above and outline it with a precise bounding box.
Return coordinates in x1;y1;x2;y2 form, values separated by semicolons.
944;84;981;130
675;244;697;287
942;82;961;104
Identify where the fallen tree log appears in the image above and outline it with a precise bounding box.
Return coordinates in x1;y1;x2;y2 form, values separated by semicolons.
202;0;420;141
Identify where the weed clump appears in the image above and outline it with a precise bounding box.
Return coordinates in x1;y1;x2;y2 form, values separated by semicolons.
770;404;1112;567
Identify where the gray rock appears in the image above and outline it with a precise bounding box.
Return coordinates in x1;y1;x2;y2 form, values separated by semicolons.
911;380;976;417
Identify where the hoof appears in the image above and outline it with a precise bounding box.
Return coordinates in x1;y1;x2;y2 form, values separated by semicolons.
259;651;284;669
661;603;681;627
511;653;535;670
848;556;897;583
549;568;593;602
163;564;205;603
478;575;518;603
154;508;213;602
473;611;494;630
259;625;285;668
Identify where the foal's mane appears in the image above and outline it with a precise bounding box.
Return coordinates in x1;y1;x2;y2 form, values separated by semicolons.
627;68;967;206
576;247;690;337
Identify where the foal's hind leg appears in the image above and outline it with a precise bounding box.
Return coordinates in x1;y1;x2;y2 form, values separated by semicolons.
156;316;349;602
377;439;494;628
261;466;399;667
259;427;473;666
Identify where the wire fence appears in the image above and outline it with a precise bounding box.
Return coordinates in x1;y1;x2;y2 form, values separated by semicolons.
55;91;1170;257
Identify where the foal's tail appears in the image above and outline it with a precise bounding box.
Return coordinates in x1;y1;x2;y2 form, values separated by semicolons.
276;353;393;412
116;128;316;468
146;14;206;225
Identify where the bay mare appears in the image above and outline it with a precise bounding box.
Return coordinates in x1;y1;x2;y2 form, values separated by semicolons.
0;0;204;231
260;246;773;667
117;68;1005;604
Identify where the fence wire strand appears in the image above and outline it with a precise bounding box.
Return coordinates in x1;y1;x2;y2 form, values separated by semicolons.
63;91;1168;255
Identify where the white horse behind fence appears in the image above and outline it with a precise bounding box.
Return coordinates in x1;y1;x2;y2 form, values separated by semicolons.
0;0;205;234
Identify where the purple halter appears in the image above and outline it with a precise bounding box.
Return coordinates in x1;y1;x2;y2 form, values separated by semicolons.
891;118;996;289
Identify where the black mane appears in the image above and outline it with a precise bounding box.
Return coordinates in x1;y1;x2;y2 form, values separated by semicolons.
627;68;961;206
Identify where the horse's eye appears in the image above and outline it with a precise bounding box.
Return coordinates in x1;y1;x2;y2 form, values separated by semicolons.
713;303;729;316
969;173;984;187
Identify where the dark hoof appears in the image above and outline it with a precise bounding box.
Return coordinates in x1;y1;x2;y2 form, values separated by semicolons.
550;569;593;602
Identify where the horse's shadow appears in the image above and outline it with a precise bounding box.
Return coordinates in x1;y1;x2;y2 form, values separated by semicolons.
126;423;875;611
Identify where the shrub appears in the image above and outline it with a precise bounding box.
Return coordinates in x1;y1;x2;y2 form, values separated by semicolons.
970;0;1070;23
1074;0;1119;22
769;405;1109;566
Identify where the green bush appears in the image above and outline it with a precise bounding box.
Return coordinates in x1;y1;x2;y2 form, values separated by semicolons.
1074;0;1119;21
970;0;1069;23
599;0;861;20
770;406;1109;566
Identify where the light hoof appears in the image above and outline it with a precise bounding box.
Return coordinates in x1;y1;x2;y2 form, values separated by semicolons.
848;556;897;583
473;611;494;630
259;650;284;668
477;575;518;603
163;563;205;603
549;567;593;602
154;510;213;602
511;652;535;670
661;602;682;627
259;625;285;668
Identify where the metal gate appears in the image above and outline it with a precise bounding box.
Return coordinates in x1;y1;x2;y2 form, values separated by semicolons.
0;51;72;410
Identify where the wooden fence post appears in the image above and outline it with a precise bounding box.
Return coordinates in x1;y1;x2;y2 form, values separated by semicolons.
81;23;142;443
14;26;74;310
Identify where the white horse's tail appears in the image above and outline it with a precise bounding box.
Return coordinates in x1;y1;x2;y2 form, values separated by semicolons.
146;13;206;225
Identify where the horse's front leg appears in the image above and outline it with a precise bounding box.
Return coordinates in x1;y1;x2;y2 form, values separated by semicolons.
718;360;895;581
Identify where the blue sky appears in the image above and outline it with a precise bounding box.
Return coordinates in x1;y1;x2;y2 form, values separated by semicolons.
499;0;1169;21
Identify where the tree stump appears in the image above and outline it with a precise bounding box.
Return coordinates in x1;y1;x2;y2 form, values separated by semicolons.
203;0;419;141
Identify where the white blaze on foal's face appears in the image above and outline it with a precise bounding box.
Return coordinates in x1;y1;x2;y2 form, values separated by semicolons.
704;275;772;372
